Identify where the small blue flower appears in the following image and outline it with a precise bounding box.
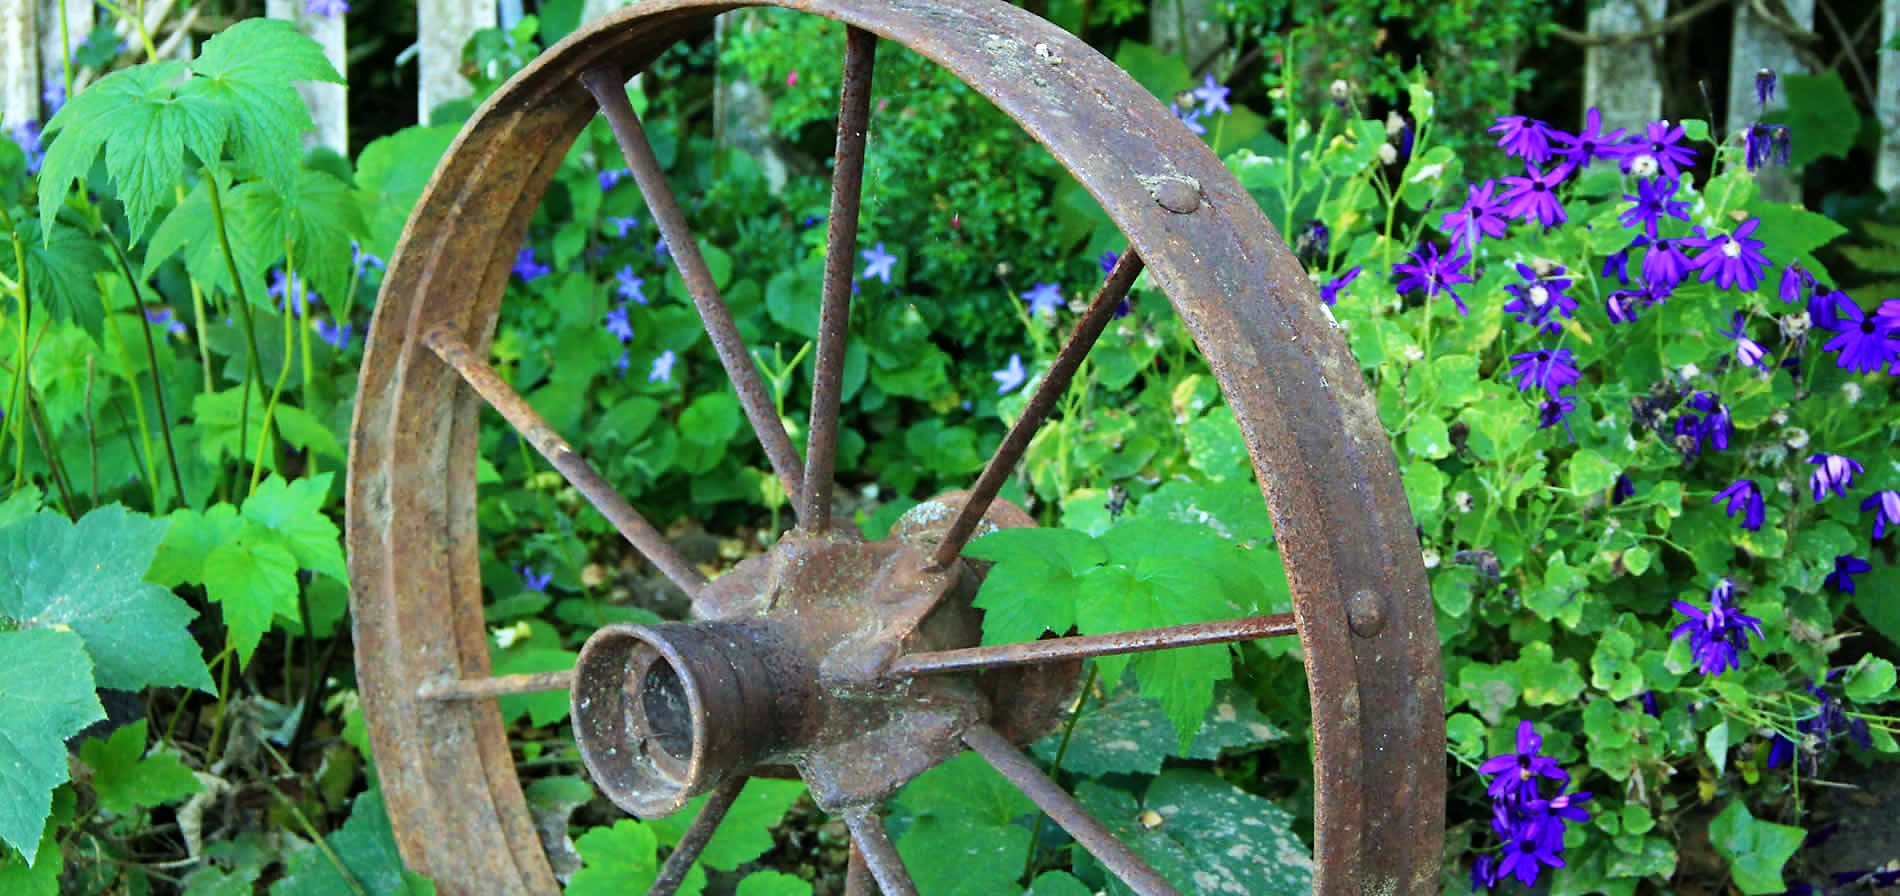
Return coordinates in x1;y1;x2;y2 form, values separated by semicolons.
604;306;634;343
1719;312;1770;371
520;566;553;592
1824;554;1872;594
314;318;353;350
306;0;349;15
1862;490;1900;539
1319;267;1361;306
599;168;630;191
1613;474;1637;505
1022;282;1064;317
512;248;551;282
1506;348;1581;395
1170;102;1207;136
269;270;318;317
615;266;646;304
1744;124;1792;172
351;240;386;276
41;80;65;117
649;349;677;383
654;237;670;258
606;216;641;238
9;120;44;175
1477;721;1569;803
1806;453;1864;501
144;307;187;336
1192;74;1232;115
861;241;897;284
1712;479;1766;531
1756;68;1777;106
1671;578;1766;675
992;354;1027;394
1097;250;1121;274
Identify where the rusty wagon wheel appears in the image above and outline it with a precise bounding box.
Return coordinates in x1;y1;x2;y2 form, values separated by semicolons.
345;1;1444;893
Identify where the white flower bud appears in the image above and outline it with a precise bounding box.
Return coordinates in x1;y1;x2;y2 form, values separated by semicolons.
1422;547;1442;569
1454;491;1475;513
1842;382;1863;404
1783;427;1810;451
1630;155;1659;177
1330;79;1351;101
1377;143;1399;165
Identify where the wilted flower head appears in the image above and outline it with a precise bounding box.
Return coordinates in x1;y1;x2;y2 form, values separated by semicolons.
1862;490;1900;539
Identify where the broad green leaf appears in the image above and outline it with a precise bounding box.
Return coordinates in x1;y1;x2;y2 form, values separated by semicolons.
1407;416;1452;460
1844;656;1896;702
182;19;344;192
0;488;40;529
242;474;346;582
1566;451;1621;496
225;168;365;307
181;865;261;896
1029;872;1093;896
0;631;104;862
192;386;271;469
1184;409;1248;480
275;403;345;460
735;872;811;896
894;814;1027;896
567;820;683;896
967;527;1104;645
647;778;806;872
1779;72;1858;167
38;62;190;238
0;216;112;336
893;752;1034;826
1707;800;1803;895
1745;199;1848;262
200;522;300;667
1131;477;1273;544
272;789;435;896
0;506;212;693
491;647;576;727
354;125;459;257
1078;770;1312;896
1031;681;1284;776
1705;720;1731;775
77;719;201;814
101;89;229;237
149;504;243;588
679;392;743;447
146;174;272;306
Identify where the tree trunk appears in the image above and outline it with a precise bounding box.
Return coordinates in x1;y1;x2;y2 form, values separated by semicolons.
1879;0;1900;192
1150;0;1223;73
1;0;36;129
1728;0;1814;202
1585;0;1666;132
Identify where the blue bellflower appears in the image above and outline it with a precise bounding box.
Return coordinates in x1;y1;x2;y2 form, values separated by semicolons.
861;242;897;283
1825;554;1873;594
520;566;553;592
1806;453;1864;501
1022;282;1064;317
604;306;634;343
606;216;641;238
1712;479;1766;531
314;318;353;350
513;248;551;282
649;349;677;383
1862;490;1900;538
598;168;630;191
1392;243;1475;314
307;0;349;14
1192;74;1232;115
992;354;1027;394
615;266;647;304
144;307;188;337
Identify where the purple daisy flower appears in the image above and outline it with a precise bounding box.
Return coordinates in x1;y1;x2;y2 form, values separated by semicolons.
1478;721;1570;802
1671;578;1767;675
1489;115;1559;164
1495;817;1566;887
1619;120;1698;179
1807;453;1865;501
1507;348;1581;394
1440;181;1510;249
1551;107;1628;168
1502;263;1578;334
1814;292;1900;373
1719;312;1770;371
1619;178;1691;238
1638;236;1694;292
1319;267;1362;306
1537;394;1578;432
1712;479;1766;531
1392;243;1475;314
1498;162;1575;228
1688;219;1771;291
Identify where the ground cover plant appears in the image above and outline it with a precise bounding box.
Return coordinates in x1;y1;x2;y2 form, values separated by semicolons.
1;2;1897;894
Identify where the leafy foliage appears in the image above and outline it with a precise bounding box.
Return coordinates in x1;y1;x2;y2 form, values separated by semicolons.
0;631;104;861
77;719;201;815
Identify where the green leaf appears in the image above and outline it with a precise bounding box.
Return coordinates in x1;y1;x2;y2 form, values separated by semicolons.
1184;410;1248;480
1844;656;1896;702
242;474;346;582
0;506;212;692
0;216;112;337
38;62;190;238
102;89;229;238
1779;72;1858;167
77;719;201;815
648;778;806;872
735;872;812;896
1707;800;1804;895
1515;642;1585;706
272;788;434;895
1852;563;1900;646
353;125;458;257
1567;451;1621;496
192;386;270;468
567;820;665;895
893;752;1033;827
224;168;365;307
0;630;104;862
0;786;72;889
1077;770;1312;896
200;522;300;667
275;403;346;461
149;503;242;588
490;647;576;727
967;527;1105;645
146;174;272;306
1705;719;1731;776
1745;199;1848;262
181;19;344;192
1031;681;1283;776
1029;872;1093;896
1406;416;1452;460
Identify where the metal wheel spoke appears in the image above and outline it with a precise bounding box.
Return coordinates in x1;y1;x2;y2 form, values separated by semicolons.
582;68;808;510
647;778;747;896
886;613;1294;677
803;27;879;530
928;250;1145;569
842;810;919;896
417;669;575;702
422;326;706;596
962;724;1180;896
844;841;875;896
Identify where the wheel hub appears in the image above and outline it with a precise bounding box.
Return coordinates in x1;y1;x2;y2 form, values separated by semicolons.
571;492;1079;816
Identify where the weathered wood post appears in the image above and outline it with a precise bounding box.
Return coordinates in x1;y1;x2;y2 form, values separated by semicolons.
1584;0;1667;132
1;0;36;129
1150;0;1224;73
1879;0;1900;192
417;0;497;124
268;0;349;154
1728;0;1814;201
37;0;92;108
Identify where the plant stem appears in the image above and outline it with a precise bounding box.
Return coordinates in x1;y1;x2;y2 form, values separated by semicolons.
204;174;266;491
104;234;189;508
1021;665;1098;881
100;285;165;511
85;356;98;505
3;205;34;489
26;388;77;516
249;245;301;493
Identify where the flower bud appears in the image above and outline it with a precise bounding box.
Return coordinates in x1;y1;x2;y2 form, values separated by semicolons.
1377;143;1398;165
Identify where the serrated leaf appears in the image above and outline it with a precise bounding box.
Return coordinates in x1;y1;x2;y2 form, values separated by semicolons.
893;752;1034;826
1032;681;1284;776
77;719;201;814
146;174;272;305
274;403;345;460
967;527;1105;646
101;90;229;238
0;630;104;862
567;820;681;896
0;216;112;337
1779;72;1858;167
182;19;343;193
1707;800;1803;895
38;62;190;238
647;778;806;873
1077;770;1313;896
242;474;345;582
491;647;575;727
201;523;300;667
271;789;434;895
192;385;270;469
149;504;243;588
225;168;365;307
0;506;212;693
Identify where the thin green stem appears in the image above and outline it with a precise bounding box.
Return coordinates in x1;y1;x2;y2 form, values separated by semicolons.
3;206;33;489
25;388;77;516
250;248;301;493
104;234;188;508
204;175;265;490
84;356;98;506
1022;665;1098;881
100;287;164;511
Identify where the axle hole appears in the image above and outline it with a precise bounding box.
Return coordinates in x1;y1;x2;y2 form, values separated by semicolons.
641;662;694;760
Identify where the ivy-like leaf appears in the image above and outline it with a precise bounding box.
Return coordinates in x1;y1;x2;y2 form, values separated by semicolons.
491;647;576;727
0;216;112;337
179;19;343;194
352;125;458;259
0;506;213;693
967;527;1105;646
891;754;1033;894
0;631;104;862
200;522;300;667
1707;800;1804;895
272;788;435;895
566;819;706;896
37;61;189;238
242;474;346;582
76;719;201;815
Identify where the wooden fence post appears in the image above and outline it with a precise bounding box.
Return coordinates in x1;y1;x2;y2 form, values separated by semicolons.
267;0;349;155
36;0;92;107
1728;0;1814;201
1584;0;1667;132
1;0;36;128
417;0;497;124
1879;0;1900;192
1150;0;1223;74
